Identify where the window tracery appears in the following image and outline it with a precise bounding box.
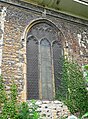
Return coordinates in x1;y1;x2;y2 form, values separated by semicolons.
26;22;63;100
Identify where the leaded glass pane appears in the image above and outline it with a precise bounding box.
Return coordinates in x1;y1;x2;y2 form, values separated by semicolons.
26;22;63;100
40;38;53;100
26;38;39;99
53;41;62;91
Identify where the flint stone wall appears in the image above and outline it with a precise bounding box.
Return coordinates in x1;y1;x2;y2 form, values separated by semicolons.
28;100;70;119
0;0;88;100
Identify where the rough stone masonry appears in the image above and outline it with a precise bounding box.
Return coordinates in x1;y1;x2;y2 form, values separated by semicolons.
0;0;88;118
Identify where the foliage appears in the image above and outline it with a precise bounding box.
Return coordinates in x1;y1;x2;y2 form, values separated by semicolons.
17;100;40;119
59;116;67;119
0;76;40;119
81;112;88;119
0;78;18;119
56;59;88;117
84;65;88;70
28;100;40;119
55;59;69;101
0;75;7;109
83;64;88;83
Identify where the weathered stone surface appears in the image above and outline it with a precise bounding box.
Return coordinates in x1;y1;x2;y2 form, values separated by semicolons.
28;100;70;119
0;6;6;74
0;0;88;100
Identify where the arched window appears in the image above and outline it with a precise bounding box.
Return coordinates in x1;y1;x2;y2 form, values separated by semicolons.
26;22;63;100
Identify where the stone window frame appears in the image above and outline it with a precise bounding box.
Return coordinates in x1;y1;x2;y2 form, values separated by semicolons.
21;18;66;101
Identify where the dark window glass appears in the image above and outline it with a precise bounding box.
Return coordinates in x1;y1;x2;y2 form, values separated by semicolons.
26;23;63;100
53;41;62;91
40;38;53;100
26;38;39;99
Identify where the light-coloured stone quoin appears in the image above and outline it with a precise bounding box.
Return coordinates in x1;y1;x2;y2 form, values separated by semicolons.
0;6;6;74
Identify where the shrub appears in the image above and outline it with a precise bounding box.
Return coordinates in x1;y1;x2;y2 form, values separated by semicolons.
83;65;88;84
17;100;40;119
0;76;40;119
0;75;7;109
56;59;88;117
0;78;18;119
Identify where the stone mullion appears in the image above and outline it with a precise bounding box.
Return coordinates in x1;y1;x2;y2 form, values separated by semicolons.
51;42;55;99
38;40;42;100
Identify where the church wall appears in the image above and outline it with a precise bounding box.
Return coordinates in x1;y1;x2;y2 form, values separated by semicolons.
0;1;88;101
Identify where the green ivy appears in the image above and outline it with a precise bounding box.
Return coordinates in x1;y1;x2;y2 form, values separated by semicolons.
0;78;18;119
0;75;7;109
0;76;40;119
56;59;88;117
83;64;88;83
17;100;40;119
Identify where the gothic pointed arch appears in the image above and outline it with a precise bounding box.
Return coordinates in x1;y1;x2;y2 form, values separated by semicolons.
25;19;64;100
